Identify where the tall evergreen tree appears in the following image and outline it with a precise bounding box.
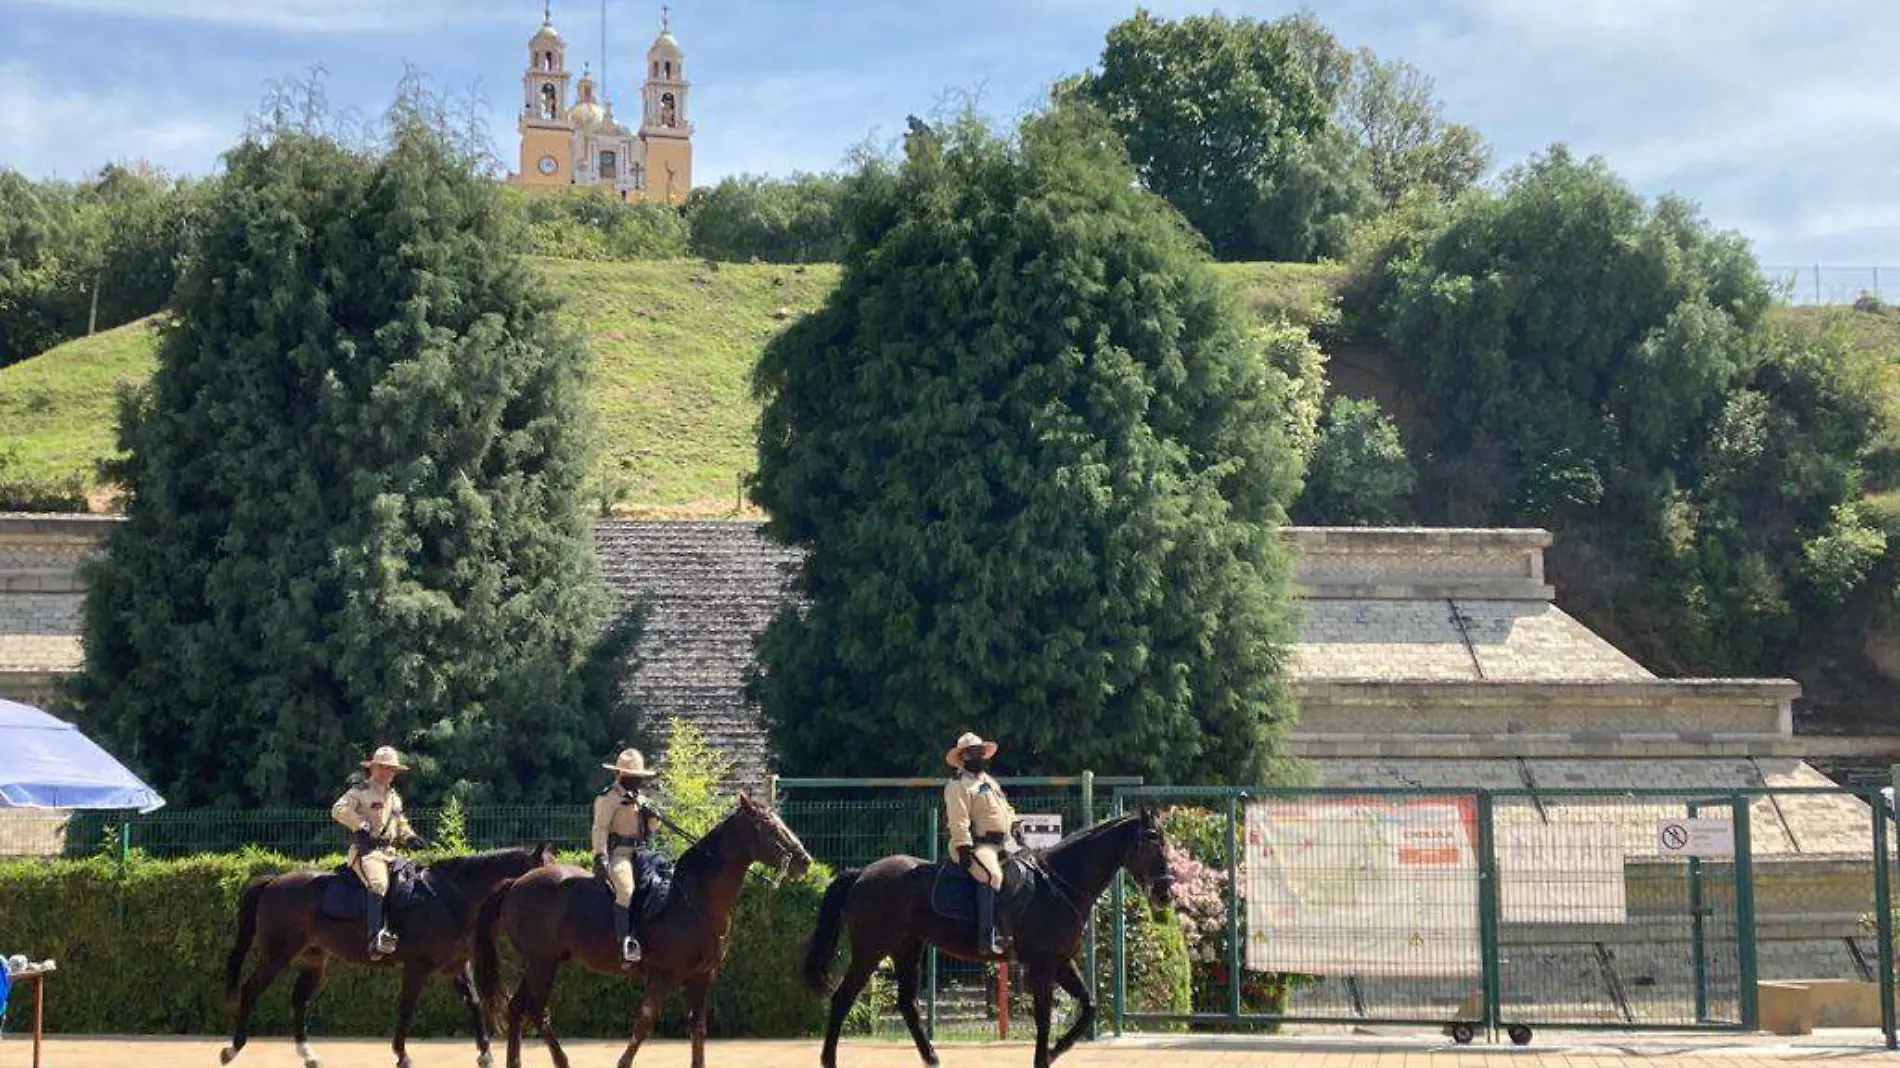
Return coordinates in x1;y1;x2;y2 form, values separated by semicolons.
73;97;609;807
749;108;1307;783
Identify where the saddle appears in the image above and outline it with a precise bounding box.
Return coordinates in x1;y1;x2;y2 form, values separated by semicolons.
590;852;675;924
928;853;1039;924
318;857;426;921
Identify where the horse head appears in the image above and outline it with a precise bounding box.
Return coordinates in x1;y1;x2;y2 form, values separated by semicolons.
1122;805;1174;913
735;792;813;884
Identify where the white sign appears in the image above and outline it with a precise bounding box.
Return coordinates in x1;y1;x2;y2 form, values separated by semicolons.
1497;824;1626;924
1243;798;1479;978
1656;818;1733;858
1017;814;1063;850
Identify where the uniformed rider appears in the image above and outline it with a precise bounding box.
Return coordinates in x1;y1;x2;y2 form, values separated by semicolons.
331;745;427;960
592;748;663;967
944;731;1020;957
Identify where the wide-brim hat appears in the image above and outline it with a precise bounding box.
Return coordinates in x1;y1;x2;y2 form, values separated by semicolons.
361;745;410;772
946;731;998;769
602;747;658;778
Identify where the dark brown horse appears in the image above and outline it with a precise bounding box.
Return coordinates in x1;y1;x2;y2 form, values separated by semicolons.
473;793;812;1068
802;808;1173;1068
222;844;556;1068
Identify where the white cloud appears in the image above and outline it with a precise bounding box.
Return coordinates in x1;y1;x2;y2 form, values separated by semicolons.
8;0;519;33
0;60;236;178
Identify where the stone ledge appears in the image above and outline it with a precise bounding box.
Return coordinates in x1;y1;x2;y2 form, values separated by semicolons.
1296;580;1555;601
1284;526;1553;550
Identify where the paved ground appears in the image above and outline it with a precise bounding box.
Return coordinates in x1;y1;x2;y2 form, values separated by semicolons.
4;1033;1896;1068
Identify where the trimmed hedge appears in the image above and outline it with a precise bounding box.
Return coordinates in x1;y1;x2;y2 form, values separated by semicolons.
0;851;1190;1038
0;850;826;1038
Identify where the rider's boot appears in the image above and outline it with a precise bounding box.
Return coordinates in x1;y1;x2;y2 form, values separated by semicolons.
976;883;1007;958
366;892;398;959
615;902;643;966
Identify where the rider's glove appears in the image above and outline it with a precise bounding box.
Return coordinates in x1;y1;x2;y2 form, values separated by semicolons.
957;845;974;870
351;827;374;853
1010;820;1025;846
403;834;429;850
593;853;610;882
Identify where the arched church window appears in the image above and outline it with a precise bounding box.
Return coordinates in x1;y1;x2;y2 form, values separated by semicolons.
652;61;659;78
663;61;672;79
542;51;557;71
540;83;558;120
600;151;618;180
659;92;677;127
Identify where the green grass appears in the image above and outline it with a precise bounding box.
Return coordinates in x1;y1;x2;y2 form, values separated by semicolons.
0;316;159;493
0;257;1334;513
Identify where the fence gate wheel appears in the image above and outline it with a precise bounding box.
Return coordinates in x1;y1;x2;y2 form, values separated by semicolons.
1448;1023;1475;1045
1508;1025;1533;1046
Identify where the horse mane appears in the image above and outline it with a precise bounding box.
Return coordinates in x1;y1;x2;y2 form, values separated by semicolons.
671;806;743;879
1041;811;1138;858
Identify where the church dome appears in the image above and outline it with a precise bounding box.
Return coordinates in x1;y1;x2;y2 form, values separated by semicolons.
571;100;606;130
532;21;562;45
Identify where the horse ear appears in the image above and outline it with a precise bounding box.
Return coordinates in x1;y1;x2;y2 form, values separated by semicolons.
737;791;754;808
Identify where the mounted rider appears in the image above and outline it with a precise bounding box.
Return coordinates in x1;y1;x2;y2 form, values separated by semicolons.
592;747;667;967
331;745;428;960
944;731;1021;958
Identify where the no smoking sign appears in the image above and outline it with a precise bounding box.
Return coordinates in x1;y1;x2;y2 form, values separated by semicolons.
1655;818;1733;858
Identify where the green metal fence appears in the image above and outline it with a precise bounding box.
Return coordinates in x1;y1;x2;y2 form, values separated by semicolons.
1108;783;1899;1047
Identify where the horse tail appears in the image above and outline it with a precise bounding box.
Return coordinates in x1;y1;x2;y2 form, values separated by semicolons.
472;877;515;1020
225;875;272;1002
802;867;860;995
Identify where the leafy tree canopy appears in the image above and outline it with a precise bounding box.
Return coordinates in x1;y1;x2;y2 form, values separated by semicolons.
72;84;614;807
749;106;1308;784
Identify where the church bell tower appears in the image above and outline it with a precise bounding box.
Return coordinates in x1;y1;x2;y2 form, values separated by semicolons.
518;2;575;187
639;6;693;204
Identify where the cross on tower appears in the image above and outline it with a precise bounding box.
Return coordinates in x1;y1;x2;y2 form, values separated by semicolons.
661;4;670;31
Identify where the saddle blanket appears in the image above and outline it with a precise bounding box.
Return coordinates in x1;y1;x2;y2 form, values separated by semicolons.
588;851;675;924
928;857;1037;923
318;858;428;921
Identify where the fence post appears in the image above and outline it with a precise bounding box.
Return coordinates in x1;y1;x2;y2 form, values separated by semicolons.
1874;780;1896;1050
926;803;939;1040
1112;790;1127;1037
1475;791;1501;1041
765;775;778;811
1734;793;1758;1032
1814;264;1822;305
1686;800;1708;1023
1225;794;1242;1024
1082;770;1098;1040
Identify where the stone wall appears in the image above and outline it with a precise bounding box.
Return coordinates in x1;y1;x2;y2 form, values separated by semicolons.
0;513;106;702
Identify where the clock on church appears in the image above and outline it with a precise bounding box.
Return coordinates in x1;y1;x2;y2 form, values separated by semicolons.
538;155;558;175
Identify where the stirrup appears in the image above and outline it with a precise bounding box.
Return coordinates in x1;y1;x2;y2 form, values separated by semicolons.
622;938;643;964
371;929;399;958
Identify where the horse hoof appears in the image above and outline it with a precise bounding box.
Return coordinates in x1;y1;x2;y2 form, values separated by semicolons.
478;1053;494;1068
220;1048;240;1066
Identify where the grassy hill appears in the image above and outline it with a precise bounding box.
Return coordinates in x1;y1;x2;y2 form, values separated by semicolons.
0;258;1337;514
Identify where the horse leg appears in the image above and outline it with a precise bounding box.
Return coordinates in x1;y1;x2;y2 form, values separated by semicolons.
615;975;677;1068
1048;958;1095;1064
534;1006;572;1068
892;940;937;1066
684;976;712;1068
451;962;495;1068
289;960;328;1068
391;962;429;1068
504;980;529;1068
222;940;299;1064
821;957;879;1068
1029;962;1057;1068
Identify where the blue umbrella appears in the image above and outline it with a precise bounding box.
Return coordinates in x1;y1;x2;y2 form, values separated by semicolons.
0;699;164;813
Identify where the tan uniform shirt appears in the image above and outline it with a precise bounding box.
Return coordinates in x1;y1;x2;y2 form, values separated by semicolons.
331;780;414;851
591;784;655;856
331;780;414;896
944;772;1017;852
592;784;656;908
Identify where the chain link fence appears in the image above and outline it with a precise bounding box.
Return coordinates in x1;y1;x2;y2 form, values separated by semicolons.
1762;265;1895;306
1109;783;1897;1045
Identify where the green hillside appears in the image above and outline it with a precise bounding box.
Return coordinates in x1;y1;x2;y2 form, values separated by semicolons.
0;258;1337;513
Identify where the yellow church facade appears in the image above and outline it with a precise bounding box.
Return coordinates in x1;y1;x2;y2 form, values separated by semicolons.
509;5;693;204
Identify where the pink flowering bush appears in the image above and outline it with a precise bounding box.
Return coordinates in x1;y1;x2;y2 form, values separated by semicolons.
1166;840;1227;962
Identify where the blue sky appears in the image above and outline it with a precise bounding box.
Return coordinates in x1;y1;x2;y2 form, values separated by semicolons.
3;0;1896;267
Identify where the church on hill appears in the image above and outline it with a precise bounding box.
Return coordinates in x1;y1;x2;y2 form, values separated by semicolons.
509;3;694;204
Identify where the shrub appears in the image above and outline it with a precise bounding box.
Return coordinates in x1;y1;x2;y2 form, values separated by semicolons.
0;849;828;1038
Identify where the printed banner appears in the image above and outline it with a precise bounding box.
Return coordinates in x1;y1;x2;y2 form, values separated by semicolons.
1243;797;1479;977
